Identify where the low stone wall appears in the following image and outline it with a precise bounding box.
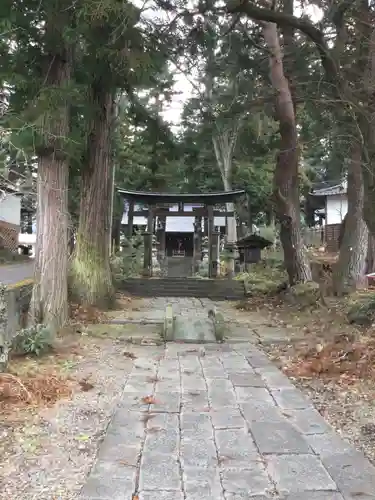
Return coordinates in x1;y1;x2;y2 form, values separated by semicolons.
0;279;33;370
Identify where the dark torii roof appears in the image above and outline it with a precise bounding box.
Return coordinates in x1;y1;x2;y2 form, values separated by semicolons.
117;188;245;204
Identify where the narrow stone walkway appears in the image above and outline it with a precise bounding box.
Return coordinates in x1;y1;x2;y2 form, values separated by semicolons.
79;339;375;499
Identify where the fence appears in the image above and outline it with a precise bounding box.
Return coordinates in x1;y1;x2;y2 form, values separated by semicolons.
303;224;341;252
303;227;325;248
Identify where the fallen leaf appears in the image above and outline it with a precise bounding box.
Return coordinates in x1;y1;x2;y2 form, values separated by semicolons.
123;351;137;360
79;380;94;392
141;396;157;404
75;434;90;442
118;460;136;467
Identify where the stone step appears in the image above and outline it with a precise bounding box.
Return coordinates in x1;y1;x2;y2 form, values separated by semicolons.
119;278;245;300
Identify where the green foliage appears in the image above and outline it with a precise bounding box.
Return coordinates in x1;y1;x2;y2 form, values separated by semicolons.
111;232;144;281
347;293;375;326
258;226;277;243
286;282;321;309
196;260;209;278
12;324;54;357
239;260;288;296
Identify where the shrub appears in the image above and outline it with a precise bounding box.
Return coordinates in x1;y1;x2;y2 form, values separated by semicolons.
197;260;209;278
347;293;375;326
285;282;321;309
239;259;288;296
111;232;144;281
12;324;54;357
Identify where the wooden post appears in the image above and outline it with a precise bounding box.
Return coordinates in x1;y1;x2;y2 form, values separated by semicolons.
127;199;134;238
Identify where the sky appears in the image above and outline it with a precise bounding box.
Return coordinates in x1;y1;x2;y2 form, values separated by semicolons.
136;1;323;128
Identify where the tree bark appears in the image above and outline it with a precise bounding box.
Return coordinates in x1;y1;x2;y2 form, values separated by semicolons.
362;24;375;239
231;0;375;249
366;234;375;274
333;142;368;295
71;85;115;307
31;6;71;332
263;21;312;285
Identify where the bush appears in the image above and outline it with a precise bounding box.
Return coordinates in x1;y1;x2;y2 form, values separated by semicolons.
240;261;288;296
111;232;144;281
347;293;375;326
285;282;321;309
12;324;54;357
197;260;209;278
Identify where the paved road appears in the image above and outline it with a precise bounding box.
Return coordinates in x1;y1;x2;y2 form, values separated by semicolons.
0;261;34;285
79;298;375;499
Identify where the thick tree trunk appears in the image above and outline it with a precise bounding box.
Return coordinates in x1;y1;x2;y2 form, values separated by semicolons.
32;158;69;330
222;174;237;243
263;21;311;285
71;86;115;307
333;142;368;295
366;234;375;274
362;25;375;240
31;9;71;331
213;136;238;243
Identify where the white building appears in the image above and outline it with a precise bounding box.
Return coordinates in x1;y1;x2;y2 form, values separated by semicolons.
0;187;23;251
121;202;227;232
309;180;348;251
311;181;348;225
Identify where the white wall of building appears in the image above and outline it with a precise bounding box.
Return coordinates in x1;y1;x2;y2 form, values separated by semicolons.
121;203;226;232
326;194;348;225
0;194;21;226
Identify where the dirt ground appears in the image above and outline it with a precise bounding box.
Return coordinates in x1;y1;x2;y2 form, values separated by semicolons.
0;293;159;500
235;292;375;465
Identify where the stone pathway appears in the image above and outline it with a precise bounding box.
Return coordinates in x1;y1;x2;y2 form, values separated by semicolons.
79;338;375;499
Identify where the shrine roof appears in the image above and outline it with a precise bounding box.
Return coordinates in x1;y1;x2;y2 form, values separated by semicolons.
237;233;273;249
117;189;245;204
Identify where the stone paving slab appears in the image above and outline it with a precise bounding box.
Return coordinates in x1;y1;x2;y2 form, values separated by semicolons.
79;341;375;500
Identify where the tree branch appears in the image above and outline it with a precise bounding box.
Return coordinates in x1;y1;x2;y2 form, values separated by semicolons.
225;0;340;87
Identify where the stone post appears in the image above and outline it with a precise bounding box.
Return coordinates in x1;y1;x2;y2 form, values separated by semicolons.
207;205;214;278
143;232;152;277
225;241;239;279
143;204;153;277
193;216;202;273
202;236;209;263
210;229;221;278
152;234;161;275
